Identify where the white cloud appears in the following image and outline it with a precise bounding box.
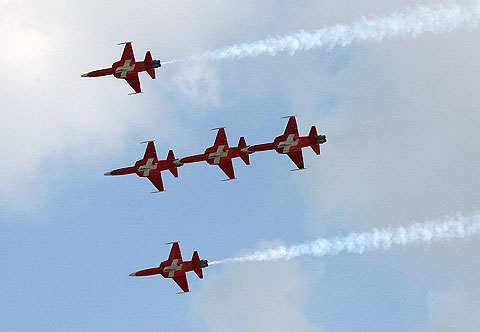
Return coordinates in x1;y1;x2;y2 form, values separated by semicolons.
174;63;221;109
289;25;480;230
191;240;322;332
420;284;480;332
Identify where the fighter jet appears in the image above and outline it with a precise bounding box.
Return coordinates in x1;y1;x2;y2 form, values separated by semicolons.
81;42;161;94
104;141;182;192
247;116;326;170
179;128;250;180
129;242;208;294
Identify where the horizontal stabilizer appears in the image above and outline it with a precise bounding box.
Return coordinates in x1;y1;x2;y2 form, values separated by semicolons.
144;51;156;79
194;268;203;279
192;251;204;279
192;251;200;262
309;126;320;155
167;150;178;177
238;137;250;165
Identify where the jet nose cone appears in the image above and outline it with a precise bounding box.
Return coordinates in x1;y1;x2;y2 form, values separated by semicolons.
104;171;112;176
81;73;89;77
129;272;137;277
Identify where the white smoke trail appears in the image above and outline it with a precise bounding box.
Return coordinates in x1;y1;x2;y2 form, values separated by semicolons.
209;214;480;265
167;1;480;64
161;60;181;65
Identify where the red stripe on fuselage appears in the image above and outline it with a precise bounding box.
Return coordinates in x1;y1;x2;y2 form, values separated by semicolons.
85;68;116;77
108;166;138;176
133;267;162;276
179;154;207;164
248;142;276;152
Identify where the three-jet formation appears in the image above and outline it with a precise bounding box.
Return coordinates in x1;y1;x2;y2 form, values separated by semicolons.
82;42;161;94
129;242;208;294
105;116;326;191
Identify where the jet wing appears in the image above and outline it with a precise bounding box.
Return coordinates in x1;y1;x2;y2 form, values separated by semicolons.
120;42;136;62
287;150;305;169
168;242;182;261
173;274;189;293
125;74;141;94
147;174;164;192
143;141;157;160
213;128;228;148
284;117;299;136
218;159;235;179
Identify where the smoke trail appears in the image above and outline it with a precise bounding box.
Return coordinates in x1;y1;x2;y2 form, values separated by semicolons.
209;214;480;265
168;1;480;64
161;60;181;65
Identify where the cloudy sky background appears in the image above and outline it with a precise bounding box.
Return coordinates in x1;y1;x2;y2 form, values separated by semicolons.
1;0;480;331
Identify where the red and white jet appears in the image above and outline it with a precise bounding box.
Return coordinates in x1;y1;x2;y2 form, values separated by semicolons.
179;128;250;180
104;141;182;192
247;116;326;170
129;242;208;294
81;42;161;94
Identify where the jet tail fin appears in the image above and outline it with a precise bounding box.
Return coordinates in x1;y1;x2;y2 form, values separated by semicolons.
144;51;156;79
309;126;321;155
192;251;204;279
238;137;250;165
167;150;178;177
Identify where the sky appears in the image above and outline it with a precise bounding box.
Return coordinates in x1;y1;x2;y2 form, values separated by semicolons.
1;0;480;331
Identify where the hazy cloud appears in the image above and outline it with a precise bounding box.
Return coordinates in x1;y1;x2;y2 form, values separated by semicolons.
174;63;221;108
192;240;322;332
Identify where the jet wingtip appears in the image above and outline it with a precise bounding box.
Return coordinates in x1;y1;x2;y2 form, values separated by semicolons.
289;168;306;172
140;140;156;144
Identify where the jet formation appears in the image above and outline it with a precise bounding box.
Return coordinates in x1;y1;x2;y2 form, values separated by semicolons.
129;242;208;294
82;42;161;94
105;116;327;192
85;47;328;293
